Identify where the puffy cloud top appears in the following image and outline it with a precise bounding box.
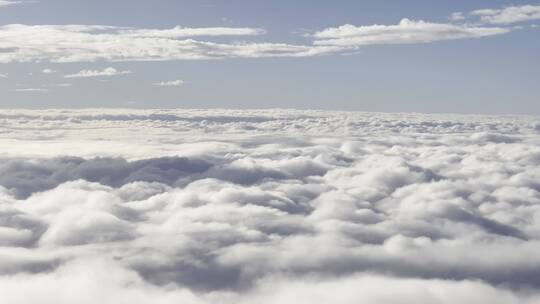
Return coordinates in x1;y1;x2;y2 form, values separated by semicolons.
0;110;539;303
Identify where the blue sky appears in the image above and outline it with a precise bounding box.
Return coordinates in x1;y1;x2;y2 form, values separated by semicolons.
0;0;538;114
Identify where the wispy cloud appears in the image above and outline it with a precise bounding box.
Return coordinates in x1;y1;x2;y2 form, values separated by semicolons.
153;79;185;87
0;24;334;63
14;88;48;92
64;67;132;78
119;26;266;38
472;5;540;24
42;68;56;74
0;73;7;78
0;9;526;64
312;18;509;47
449;12;466;21
0;0;22;7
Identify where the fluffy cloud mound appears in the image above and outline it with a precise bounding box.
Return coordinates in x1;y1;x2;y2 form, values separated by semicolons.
472;5;540;25
0;109;539;303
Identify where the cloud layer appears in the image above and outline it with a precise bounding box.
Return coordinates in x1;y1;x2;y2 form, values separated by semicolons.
0;0;20;7
0;109;539;302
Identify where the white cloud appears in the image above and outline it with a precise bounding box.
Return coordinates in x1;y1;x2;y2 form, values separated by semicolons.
1;261;539;304
0;0;21;7
153;80;185;87
472;5;540;24
0;109;539;302
119;26;266;38
0;17;514;63
14;88;48;92
313;18;510;46
0;24;338;63
450;12;466;21
64;67;132;78
0;73;6;77
42;68;56;74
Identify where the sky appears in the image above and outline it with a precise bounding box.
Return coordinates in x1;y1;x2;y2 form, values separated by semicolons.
0;0;539;114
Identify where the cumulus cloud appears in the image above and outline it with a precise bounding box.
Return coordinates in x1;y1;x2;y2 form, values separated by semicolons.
313;18;510;46
0;156;212;199
0;109;539;301
472;5;540;24
64;67;133;78
153;80;185;87
1;260;539;304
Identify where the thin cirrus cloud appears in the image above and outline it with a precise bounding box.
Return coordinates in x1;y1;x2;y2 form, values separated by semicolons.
312;18;509;47
153;80;185;87
14;88;48;92
49;83;72;87
0;0;21;7
64;67;132;78
118;26;266;38
449;12;466;21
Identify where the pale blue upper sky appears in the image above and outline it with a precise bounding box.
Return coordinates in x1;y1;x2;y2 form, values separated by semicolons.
0;0;538;114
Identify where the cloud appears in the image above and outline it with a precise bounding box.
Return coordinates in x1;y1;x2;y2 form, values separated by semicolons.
450;12;466;21
14;88;48;92
119;26;266;38
0;0;21;7
0;24;338;63
0;156;212;199
0;73;6;77
313;18;510;46
0;16;515;63
64;67;132;78
472;5;540;24
41;69;56;74
0;109;539;301
153;80;185;87
1;260;539;304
